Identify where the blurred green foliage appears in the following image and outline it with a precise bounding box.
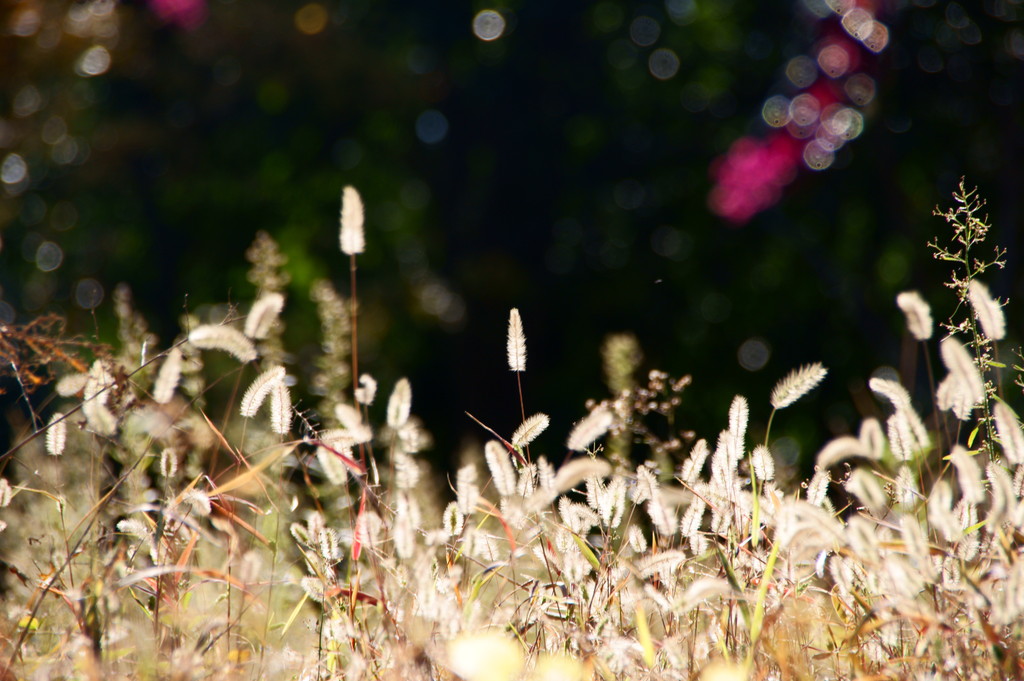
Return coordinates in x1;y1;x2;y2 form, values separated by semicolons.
2;0;1022;469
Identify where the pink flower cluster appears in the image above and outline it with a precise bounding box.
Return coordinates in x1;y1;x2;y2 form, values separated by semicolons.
708;133;800;226
148;0;207;31
708;1;890;224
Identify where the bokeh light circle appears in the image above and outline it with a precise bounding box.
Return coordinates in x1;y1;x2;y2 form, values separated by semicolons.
630;16;661;47
1;153;28;185
803;140;834;170
472;10;506;41
76;45;111;77
761;95;791;127
785;56;817;88
294;3;328;35
75;278;105;309
844;73;876;105
415;110;449;145
817;43;850;78
738;337;771;371
648;48;680;80
35;241;64;272
789;93;821;127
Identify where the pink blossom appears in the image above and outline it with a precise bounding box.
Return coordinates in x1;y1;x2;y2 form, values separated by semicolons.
708;133;800;225
148;0;207;31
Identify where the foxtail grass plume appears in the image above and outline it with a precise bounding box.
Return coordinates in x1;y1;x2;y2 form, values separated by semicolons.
240;366;286;417
83;360;117;435
269;381;292;434
511;412;549;449
566;406;614;451
159;447;178;479
45;412;66;456
188;324;257;363
815;435;870;470
526;456;613;509
949;445;985;504
387;378;412;428
553;457;611;493
506;308;526;372
442;501;464;535
896;290;933;341
153;347;183;404
936;336;984;421
869;376;931;459
484;440;517;497
994;401;1024;465
354;373;377;405
245;292;285;339
750;444;775;481
339;185;365;255
770;362;827;409
55;372;88;396
968;279;1006;340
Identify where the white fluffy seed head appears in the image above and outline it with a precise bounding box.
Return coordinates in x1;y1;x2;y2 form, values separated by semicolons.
994;402;1024;465
159;448;178;479
153;347;183;404
443;501;464;536
387;378;412;429
895;290;933;341
949;445;985;505
968;279;1005;341
566;406;614;452
506;308;526;372
805;467;830;507
512;412;549;449
188;324;257;363
355;373;377;406
45;412;66;456
245;292;286;339
936;337;985;421
240;366;286;418
456;464;479;517
339;185;365;255
770;363;828;410
751;444;775;481
484;440;517;497
270;382;292;434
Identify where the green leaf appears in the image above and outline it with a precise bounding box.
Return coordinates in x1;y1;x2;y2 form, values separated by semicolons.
968;425;980;448
635;603;655;667
964;519;988;535
572;533;601;571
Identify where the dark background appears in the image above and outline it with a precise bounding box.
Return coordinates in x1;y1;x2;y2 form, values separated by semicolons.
2;0;1022;472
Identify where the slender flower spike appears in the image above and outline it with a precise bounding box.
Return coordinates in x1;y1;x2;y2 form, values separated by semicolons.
896;290;933;341
153;347;183;404
354;373;377;406
566;406;614;451
46;412;66;456
936;336;984;421
387;378;412;429
189;324;257;363
240;366;286;418
770;362;828;410
512;412;549;449
339;185;365;255
245;292;285;339
507;308;526;372
968;279;1006;341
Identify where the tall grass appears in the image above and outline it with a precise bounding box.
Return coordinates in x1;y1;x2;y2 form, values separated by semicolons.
1;180;1022;681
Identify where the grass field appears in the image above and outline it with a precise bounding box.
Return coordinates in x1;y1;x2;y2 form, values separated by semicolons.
1;181;1022;681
